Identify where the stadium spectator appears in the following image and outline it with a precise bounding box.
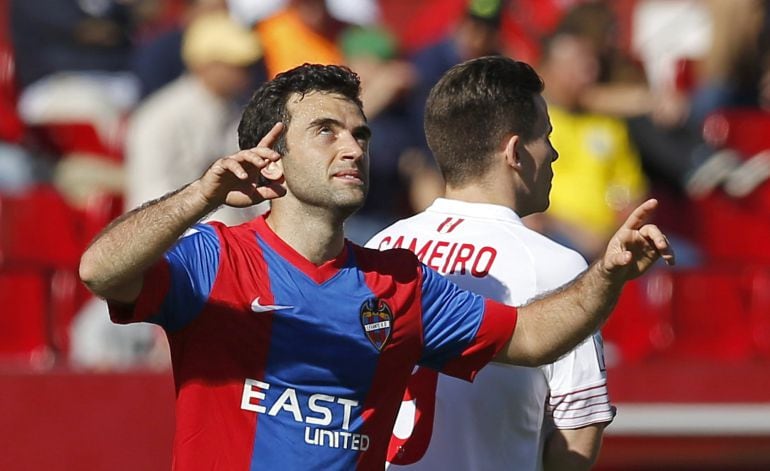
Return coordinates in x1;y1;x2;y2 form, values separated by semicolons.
70;10;263;370
10;0;140;207
0;41;41;193
565;1;745;201
125;10;264;225
686;0;768;125
400;0;507;213
131;0;230;100
255;0;346;78
407;0;504;156
535;29;648;260
579;0;770;201
341;25;418;243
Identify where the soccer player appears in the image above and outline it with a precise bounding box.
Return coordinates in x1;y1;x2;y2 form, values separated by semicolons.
368;56;613;471
79;63;674;471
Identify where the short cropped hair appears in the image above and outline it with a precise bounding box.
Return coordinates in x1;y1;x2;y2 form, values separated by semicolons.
238;63;364;154
424;56;545;186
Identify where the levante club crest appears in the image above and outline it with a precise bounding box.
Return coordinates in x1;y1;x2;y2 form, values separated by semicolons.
360;298;393;351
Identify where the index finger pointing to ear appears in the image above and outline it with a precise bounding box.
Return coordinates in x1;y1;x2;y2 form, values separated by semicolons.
256;122;285;149
621;198;658;230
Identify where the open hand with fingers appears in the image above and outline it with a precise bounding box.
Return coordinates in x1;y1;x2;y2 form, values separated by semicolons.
599;199;676;281
197;122;287;208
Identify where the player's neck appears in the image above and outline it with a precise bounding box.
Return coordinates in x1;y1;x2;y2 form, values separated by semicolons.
445;182;518;212
264;202;346;265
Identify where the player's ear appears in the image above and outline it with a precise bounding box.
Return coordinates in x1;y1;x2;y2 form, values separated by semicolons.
504;134;521;169
260;159;284;182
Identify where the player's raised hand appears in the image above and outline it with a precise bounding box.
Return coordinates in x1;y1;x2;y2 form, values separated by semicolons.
598;199;675;280
197;122;287;208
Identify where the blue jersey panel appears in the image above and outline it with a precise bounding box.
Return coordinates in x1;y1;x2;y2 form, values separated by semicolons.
418;265;486;371
149;224;220;331
249;239;381;470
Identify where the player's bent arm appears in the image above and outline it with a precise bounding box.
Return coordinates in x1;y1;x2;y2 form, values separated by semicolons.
79;122;286;303
79;182;218;303
495;199;674;366
543;423;606;471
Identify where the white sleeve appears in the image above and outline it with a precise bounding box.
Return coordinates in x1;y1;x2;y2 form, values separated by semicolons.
543;333;616;429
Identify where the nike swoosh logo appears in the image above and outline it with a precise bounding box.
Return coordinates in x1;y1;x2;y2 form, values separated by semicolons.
250;297;294;313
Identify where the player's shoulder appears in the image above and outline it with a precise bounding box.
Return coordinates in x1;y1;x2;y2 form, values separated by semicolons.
178;220;262;255
516;225;584;262
177;222;221;243
513;226;588;284
536;234;586;266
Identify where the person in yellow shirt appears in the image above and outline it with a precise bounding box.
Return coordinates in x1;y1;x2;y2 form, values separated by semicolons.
535;29;647;259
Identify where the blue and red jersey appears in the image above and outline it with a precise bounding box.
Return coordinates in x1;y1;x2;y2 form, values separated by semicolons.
109;215;517;470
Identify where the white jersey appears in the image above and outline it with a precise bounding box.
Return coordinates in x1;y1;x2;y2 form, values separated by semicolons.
365;198;615;471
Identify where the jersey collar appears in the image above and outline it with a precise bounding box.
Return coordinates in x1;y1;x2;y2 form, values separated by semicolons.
427;198;524;225
251;215;350;284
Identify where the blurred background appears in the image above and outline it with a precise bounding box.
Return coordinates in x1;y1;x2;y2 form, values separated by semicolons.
1;0;770;469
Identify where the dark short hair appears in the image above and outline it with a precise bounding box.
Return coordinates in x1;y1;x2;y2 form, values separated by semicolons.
424;56;544;186
238;63;364;153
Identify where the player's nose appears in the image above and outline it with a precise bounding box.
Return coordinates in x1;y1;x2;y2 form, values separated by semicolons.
339;131;366;161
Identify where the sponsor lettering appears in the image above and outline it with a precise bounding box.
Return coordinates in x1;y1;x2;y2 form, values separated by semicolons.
241;378;369;451
304;428;370;451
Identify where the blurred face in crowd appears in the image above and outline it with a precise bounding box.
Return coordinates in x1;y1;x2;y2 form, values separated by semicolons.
197;61;253;99
542;34;600;108
277;91;371;219
456;18;500;60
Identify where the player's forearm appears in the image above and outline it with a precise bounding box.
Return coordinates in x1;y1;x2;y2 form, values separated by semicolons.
498;261;623;366
543;425;605;471
79;181;217;302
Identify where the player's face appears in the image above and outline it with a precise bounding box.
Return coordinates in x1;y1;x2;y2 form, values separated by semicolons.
518;95;558;216
280;91;371;218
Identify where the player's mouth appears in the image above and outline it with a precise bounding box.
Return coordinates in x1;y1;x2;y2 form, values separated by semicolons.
332;169;365;185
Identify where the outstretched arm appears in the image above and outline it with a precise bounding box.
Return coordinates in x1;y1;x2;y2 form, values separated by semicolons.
79;123;286;303
496;199;675;366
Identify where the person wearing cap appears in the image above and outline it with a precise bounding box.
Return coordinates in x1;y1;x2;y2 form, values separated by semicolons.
125;9;265;226
398;0;506;214
68;10;265;371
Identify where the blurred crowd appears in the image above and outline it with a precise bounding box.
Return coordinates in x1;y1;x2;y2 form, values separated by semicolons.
2;0;770;369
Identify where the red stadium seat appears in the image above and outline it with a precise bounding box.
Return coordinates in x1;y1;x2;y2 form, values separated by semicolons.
693;192;770;265
0;40;24;143
602;273;675;365
48;269;82;357
27;121;123;161
0;269;54;367
703;108;770;157
0;186;83;269
695;108;770;264
666;267;754;362
748;265;770;358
